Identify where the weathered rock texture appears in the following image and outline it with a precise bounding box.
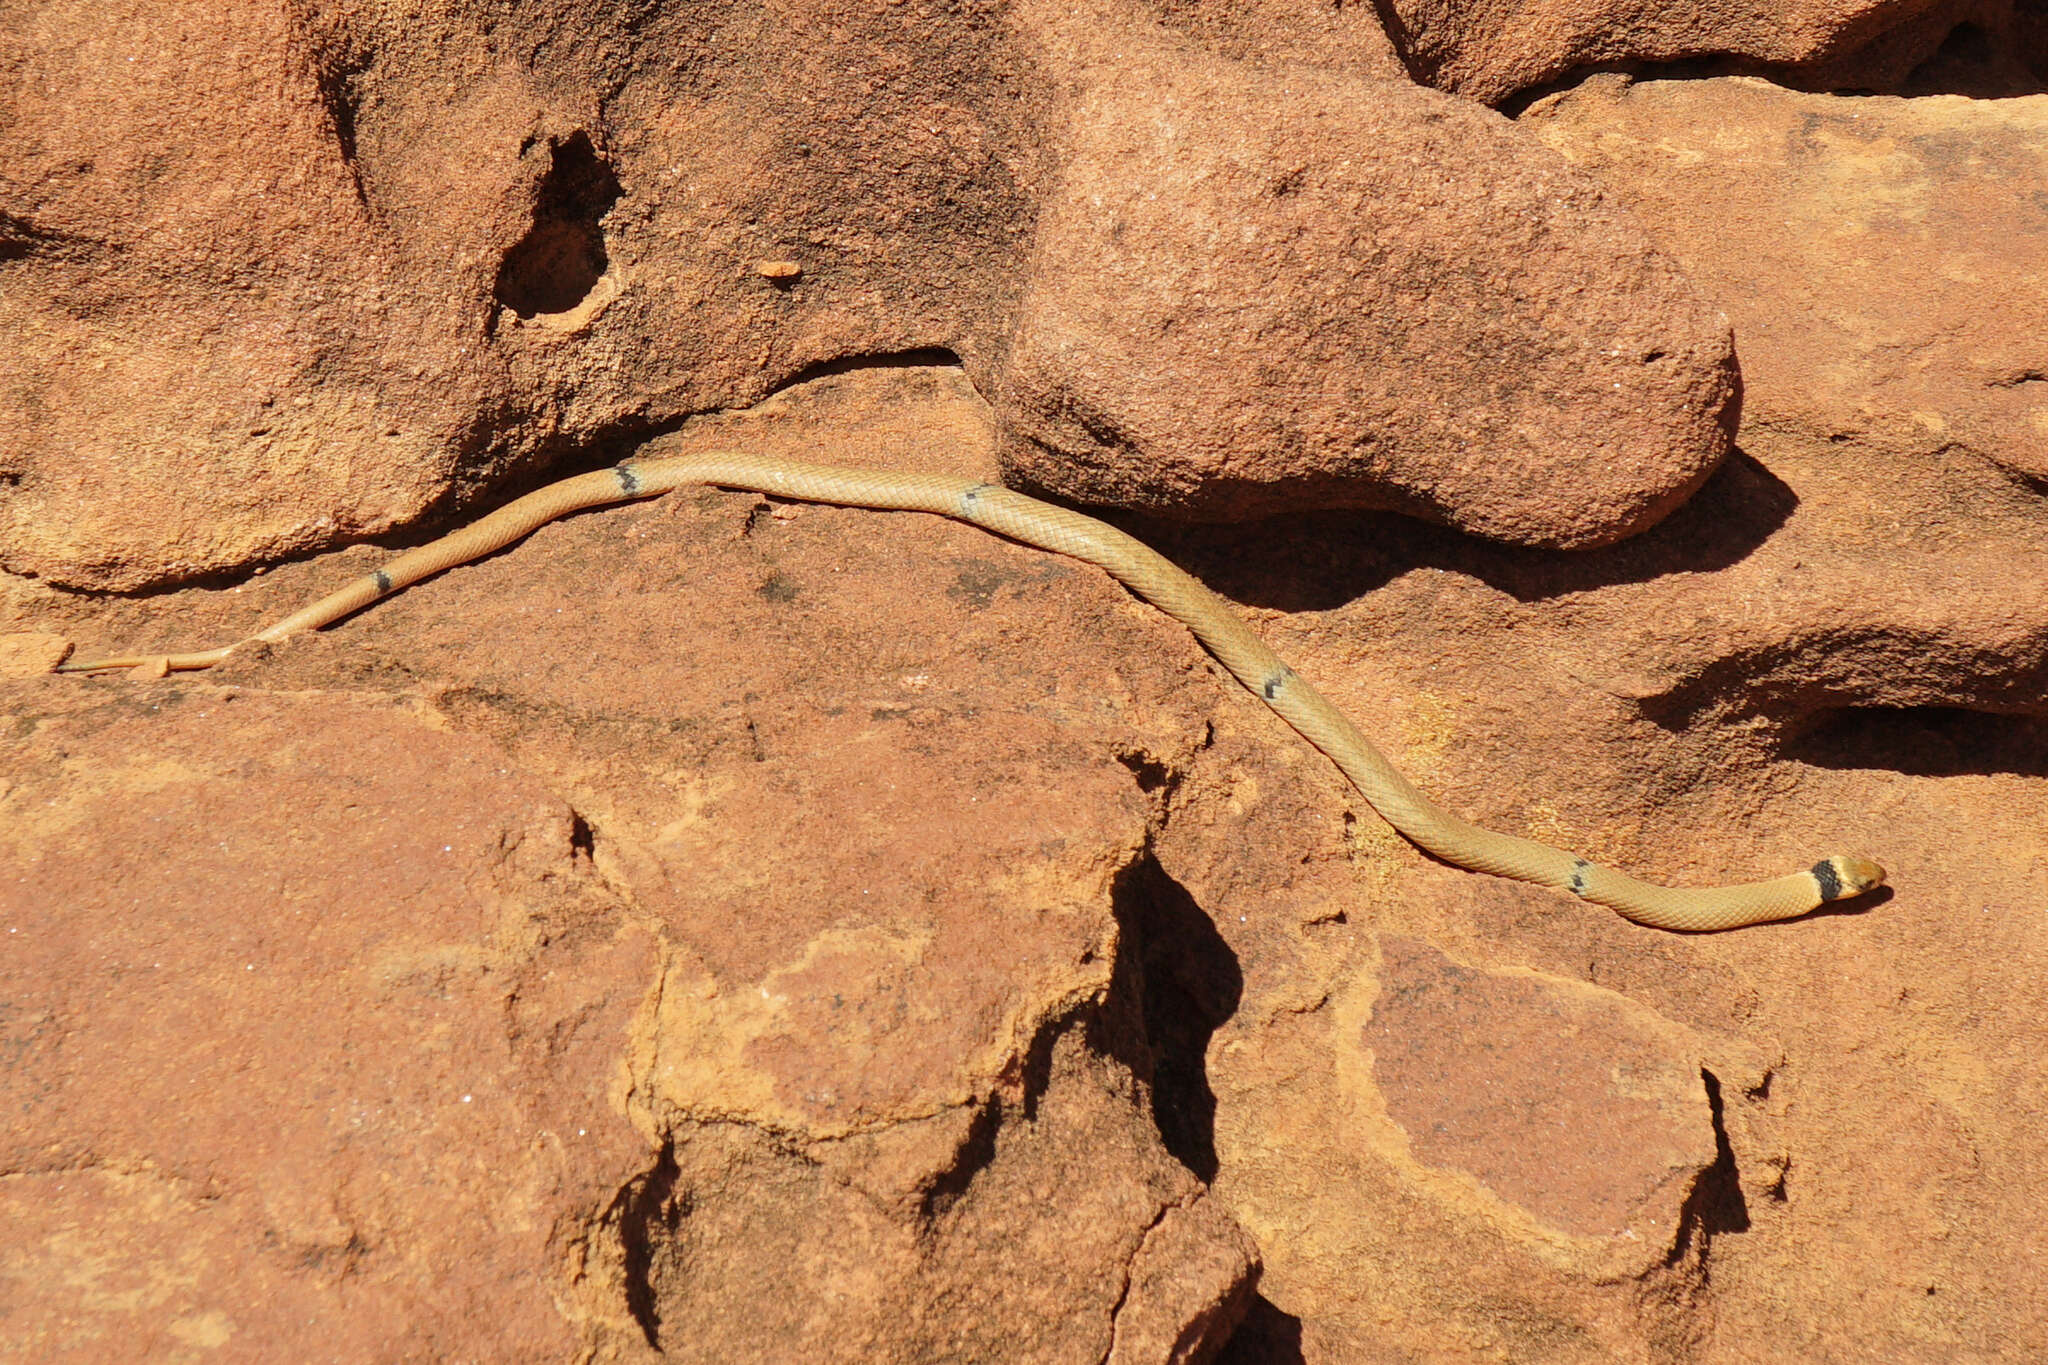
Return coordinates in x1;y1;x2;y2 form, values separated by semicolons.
4;369;1260;1362
1525;75;2048;491
1378;0;2048;105
3;0;1738;593
1153;78;2048;1361
1;693;661;1360
14;336;2048;1360
6;7;2048;1365
997;23;1735;542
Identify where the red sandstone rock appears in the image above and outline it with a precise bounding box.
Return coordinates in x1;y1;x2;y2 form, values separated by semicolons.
5;0;1741;593
1365;936;1723;1246
17;335;2047;1357
1000;14;1735;544
0;691;660;1360
3;367;1256;1360
1525;75;2048;490
6;8;2048;1363
0;630;70;675
1379;0;2044;106
1141;0;1412;77
0;1;514;590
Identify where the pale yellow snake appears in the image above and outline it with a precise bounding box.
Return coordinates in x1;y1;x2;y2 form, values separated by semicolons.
58;453;1885;930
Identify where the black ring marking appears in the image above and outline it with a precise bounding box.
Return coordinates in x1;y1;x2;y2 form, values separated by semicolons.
1568;858;1592;896
372;569;394;594
1810;858;1843;901
615;464;643;496
1261;670;1289;700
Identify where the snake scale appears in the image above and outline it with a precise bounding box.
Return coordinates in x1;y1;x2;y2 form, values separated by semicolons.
59;452;1886;930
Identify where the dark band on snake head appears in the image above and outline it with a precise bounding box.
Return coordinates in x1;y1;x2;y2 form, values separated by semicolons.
1811;858;1843;900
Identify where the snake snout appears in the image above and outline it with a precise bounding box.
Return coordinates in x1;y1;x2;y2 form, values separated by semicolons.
1834;855;1887;896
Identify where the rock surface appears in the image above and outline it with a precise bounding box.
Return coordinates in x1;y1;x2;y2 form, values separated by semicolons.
6;11;2048;1365
1379;0;2048;105
0;1;501;589
3;0;1739;591
0;691;661;1360
15;321;2048;1358
1525;75;2048;490
5;368;1259;1362
998;19;1735;543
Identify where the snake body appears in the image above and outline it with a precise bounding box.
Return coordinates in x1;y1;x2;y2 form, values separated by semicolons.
59;452;1885;930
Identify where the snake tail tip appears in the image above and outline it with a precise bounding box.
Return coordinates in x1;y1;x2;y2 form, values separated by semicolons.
52;653;188;677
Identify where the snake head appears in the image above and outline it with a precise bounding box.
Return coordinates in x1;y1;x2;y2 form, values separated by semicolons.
1824;855;1887;899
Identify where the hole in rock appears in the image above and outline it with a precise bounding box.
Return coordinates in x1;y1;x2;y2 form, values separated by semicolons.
314;59;368;165
918;999;1073;1222
308;46;375;206
1781;705;2048;778
773;346;966;392
1923;21;1996;71
1115;747;1174;794
0;212;39;263
1103;854;1243;1183
917;1089;1006;1221
494;132;623;319
614;1141;683;1349
1215;1292;1306;1365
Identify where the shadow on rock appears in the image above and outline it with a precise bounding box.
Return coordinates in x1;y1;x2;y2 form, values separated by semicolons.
1100;851;1245;1184
1782;707;2048;779
1215;1292;1308;1365
1130;447;1799;613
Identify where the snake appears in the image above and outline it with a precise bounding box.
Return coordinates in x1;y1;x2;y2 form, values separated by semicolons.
57;451;1886;931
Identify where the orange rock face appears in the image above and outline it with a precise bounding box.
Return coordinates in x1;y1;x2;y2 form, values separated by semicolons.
998;23;1735;544
5;369;1259;1360
4;0;1743;593
4;5;2047;1364
1527;75;2048;489
1381;0;2047;105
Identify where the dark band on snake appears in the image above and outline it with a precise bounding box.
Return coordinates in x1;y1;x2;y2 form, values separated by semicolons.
1811;858;1843;900
372;569;393;594
615;464;643;496
1570;858;1592;896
